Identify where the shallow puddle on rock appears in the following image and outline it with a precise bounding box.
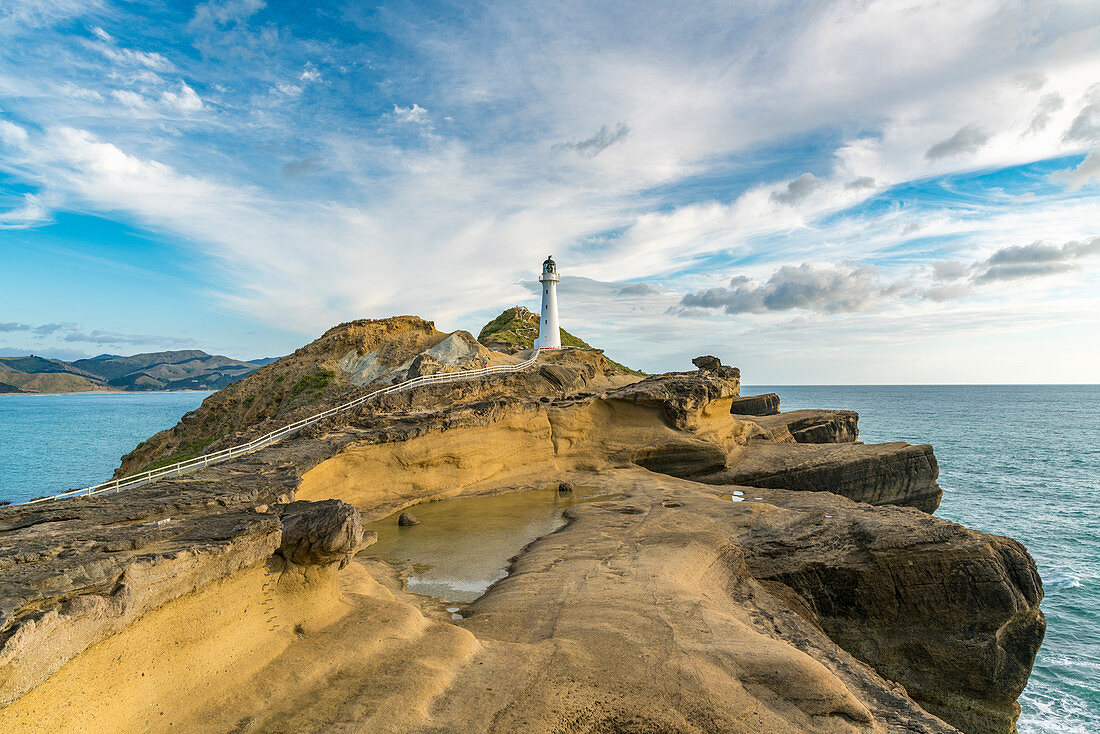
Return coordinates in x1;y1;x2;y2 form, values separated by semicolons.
361;486;609;602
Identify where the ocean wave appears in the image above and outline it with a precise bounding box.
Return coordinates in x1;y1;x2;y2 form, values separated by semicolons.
1018;686;1097;734
1044;571;1082;591
1037;653;1100;671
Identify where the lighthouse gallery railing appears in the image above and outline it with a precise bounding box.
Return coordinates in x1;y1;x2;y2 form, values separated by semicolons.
25;349;549;505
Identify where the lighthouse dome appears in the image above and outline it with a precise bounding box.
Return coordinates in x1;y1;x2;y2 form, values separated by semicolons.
542;255;556;274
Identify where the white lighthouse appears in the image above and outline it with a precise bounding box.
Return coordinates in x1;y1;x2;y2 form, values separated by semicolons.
534;255;561;350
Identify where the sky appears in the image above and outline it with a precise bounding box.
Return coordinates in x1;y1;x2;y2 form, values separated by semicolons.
0;0;1098;383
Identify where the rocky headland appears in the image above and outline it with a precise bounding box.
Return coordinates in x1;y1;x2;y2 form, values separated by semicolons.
0;315;1044;733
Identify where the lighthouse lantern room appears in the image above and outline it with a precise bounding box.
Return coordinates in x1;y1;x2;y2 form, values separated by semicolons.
535;255;561;350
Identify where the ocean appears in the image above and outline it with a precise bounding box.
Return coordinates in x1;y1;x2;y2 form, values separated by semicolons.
0;385;1096;731
745;385;1100;734
0;391;213;504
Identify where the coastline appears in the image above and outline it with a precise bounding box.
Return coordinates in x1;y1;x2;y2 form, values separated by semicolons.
0;388;216;397
0;330;1050;732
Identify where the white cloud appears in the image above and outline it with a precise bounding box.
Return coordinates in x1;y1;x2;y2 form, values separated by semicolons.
392;103;428;123
1053;150;1100;190
0;120;29;146
111;89;148;109
89;25;111;42
161;81;203;112
96;44;174;72
1;0;1099;381
299;63;322;83
0;193;51;228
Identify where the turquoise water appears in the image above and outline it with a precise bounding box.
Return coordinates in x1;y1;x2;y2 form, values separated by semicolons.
0;391;212;503
745;385;1100;734
0;386;1096;731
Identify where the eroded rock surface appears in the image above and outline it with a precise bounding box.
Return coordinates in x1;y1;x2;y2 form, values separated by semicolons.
730;392;781;415
715;442;943;512
737;490;1045;734
0;317;1043;733
278;500;364;568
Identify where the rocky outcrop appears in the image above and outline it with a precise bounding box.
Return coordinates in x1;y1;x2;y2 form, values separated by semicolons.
715;442;942;512
786;409;859;442
745;409;860;443
0;332;1044;733
691;354;722;371
406;353;445;379
278;500;364;568
738;489;1045;734
608;368;741;429
0;490;363;706
730;392;780;415
632;438;730;478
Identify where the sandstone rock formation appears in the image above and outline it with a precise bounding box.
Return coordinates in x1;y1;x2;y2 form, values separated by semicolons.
730;392;781;415
738;491;1045;734
0;315;1043;734
278;500;364;568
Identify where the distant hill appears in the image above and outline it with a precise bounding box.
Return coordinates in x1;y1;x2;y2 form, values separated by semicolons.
0;350;265;394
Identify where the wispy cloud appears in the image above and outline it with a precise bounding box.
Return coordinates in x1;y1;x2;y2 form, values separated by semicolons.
925;124;989;160
553;123;630;157
0;320;194;348
0;193;52;228
0;0;1098;380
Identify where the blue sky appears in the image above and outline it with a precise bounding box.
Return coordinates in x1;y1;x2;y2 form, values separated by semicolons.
1;0;1098;382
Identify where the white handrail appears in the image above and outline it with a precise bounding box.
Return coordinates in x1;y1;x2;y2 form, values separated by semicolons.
24;349;551;505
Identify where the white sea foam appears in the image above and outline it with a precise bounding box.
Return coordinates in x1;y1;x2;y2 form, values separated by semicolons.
1044;571;1082;591
1018;685;1095;734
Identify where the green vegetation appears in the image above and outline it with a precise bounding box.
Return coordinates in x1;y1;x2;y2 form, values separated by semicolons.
291;369;335;396
478;306;645;375
478;306;592;350
140;435;218;473
477;307;541;348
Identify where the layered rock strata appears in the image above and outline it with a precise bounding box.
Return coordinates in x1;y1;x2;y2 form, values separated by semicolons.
730;392;781;415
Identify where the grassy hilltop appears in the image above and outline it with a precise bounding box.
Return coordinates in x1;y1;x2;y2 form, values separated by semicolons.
478;307;644;376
